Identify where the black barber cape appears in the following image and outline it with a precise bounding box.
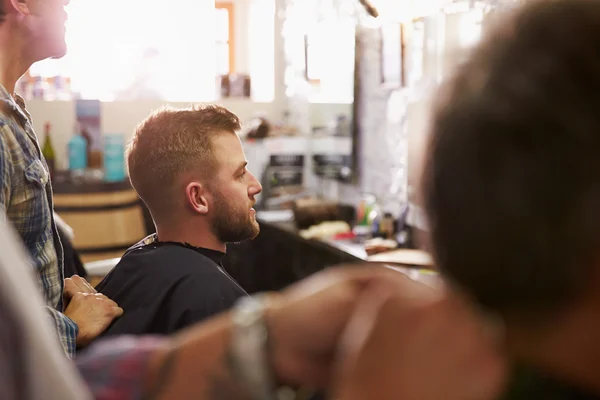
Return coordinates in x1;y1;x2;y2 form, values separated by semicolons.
96;236;248;337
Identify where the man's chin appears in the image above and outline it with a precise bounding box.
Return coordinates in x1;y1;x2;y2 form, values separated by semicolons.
219;223;260;244
249;228;260;240
239;225;260;242
243;220;260;240
46;39;68;60
49;48;67;60
250;220;260;237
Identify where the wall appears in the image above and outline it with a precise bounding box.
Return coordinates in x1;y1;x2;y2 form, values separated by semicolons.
26;99;350;170
26;0;472;228
324;10;475;228
313;22;426;218
316;24;410;217
25;0;352;170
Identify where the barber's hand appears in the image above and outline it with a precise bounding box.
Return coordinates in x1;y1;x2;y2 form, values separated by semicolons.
266;266;428;388
331;281;507;400
63;275;97;308
64;291;123;347
64;275;97;295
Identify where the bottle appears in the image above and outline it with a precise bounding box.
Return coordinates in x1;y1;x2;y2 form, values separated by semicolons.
395;206;414;249
335;115;350;136
379;212;395;240
103;134;126;182
80;126;93;168
41;122;56;179
354;193;378;238
68;125;88;180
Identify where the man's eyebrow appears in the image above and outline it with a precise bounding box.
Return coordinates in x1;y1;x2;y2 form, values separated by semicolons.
235;161;248;174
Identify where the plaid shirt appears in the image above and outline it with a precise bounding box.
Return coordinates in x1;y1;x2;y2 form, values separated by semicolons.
76;337;165;400
0;211;162;400
0;84;78;357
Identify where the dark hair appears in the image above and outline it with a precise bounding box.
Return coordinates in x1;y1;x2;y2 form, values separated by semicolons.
423;0;600;319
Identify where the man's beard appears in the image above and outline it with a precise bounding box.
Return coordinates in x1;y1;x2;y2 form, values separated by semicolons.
210;190;260;243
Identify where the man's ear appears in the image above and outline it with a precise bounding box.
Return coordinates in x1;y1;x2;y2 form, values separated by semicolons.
10;0;31;16
185;182;209;215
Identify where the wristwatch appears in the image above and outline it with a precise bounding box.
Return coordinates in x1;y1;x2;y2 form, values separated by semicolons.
230;294;279;400
230;294;316;400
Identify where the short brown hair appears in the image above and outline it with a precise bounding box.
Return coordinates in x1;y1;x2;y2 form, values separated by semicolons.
127;104;241;221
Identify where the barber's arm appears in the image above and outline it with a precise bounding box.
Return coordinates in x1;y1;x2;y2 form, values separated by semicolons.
47;269;123;356
63;275;123;348
331;279;507;400
146;269;374;399
76;266;506;400
46;307;80;357
0;132;81;357
77;267;396;400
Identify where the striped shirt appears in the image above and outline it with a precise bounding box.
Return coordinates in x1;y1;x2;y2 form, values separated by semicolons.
0;84;78;356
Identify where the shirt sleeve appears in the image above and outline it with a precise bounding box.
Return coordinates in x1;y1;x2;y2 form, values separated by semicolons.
76;336;165;400
0;123;13;216
46;306;79;358
1;122;79;358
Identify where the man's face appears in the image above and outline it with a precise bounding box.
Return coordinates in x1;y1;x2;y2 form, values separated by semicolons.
25;0;69;61
208;133;262;243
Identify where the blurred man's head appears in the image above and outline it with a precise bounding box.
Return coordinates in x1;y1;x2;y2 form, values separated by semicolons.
1;0;70;63
127;105;262;246
423;0;600;323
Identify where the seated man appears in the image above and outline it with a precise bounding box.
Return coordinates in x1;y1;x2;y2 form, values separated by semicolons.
97;104;261;336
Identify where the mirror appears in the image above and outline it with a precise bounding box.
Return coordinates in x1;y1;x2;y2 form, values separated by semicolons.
306;13;358;185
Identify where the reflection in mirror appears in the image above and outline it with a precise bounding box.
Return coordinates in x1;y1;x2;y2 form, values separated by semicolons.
306;8;357;185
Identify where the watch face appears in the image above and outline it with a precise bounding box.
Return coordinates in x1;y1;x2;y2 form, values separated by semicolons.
502;365;600;400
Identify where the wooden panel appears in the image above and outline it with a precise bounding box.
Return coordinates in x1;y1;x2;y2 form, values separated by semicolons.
55;187;147;278
89;276;104;288
61;207;146;248
54;189;139;208
81;250;127;264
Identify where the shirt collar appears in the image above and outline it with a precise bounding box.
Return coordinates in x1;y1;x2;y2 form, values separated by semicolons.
0;84;31;125
138;233;226;265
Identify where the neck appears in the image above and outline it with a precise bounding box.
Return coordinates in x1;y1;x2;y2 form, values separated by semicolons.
155;223;226;253
0;26;31;95
505;297;600;394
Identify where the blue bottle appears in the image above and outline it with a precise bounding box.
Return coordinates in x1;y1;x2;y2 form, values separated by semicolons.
68;133;87;172
103;134;126;182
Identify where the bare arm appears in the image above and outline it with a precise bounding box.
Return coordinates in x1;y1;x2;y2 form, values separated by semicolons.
78;267;428;400
144;267;397;399
146;314;251;400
